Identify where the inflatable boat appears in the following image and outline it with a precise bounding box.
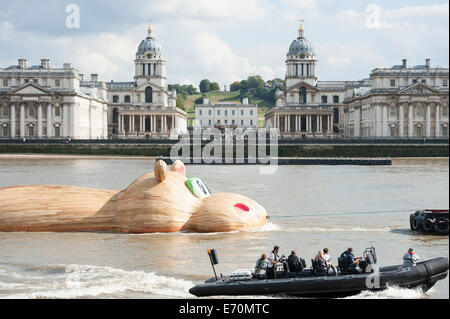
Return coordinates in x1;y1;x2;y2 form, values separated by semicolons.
410;210;449;235
189;249;449;298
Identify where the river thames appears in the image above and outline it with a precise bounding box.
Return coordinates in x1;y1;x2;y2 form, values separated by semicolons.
0;156;448;299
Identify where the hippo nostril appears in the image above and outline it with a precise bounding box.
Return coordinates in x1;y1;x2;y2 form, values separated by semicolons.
234;203;249;212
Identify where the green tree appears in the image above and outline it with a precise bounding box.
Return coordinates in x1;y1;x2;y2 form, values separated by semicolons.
230;81;241;92
210;82;220;92
199;79;211;93
176;94;186;110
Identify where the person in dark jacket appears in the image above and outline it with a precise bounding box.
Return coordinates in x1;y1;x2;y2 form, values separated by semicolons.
287;250;303;274
340;247;361;274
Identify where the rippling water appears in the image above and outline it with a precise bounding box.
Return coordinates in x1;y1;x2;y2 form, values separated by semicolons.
0;157;448;299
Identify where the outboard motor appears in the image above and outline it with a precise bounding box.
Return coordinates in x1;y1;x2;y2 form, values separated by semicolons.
363;247;377;266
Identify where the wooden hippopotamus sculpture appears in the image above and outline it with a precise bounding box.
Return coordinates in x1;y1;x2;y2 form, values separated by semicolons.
0;160;268;233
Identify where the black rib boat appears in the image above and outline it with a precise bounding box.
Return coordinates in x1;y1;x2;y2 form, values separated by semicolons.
189;249;449;298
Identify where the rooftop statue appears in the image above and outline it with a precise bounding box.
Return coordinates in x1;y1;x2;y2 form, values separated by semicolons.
0;160;268;233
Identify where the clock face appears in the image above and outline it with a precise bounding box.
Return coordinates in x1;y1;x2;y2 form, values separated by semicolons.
147;54;152;58
300;54;305;59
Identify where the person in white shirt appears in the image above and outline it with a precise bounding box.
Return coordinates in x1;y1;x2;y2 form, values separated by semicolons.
267;245;281;279
403;248;420;268
323;248;336;274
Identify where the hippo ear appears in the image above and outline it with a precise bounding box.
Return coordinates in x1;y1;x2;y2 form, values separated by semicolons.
171;160;186;176
154;160;168;182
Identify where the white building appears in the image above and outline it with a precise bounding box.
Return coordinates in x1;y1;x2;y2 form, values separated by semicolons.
0;59;108;139
194;98;258;129
265;23;369;138
344;59;449;138
107;24;187;139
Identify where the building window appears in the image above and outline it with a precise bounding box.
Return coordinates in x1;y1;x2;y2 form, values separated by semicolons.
299;87;306;104
250;120;253;126
29;106;35;117
421;79;426;84
217;110;220;115
55;106;61;117
112;108;119;124
390;79;395;87
442;126;448;137
416;126;423;137
241;120;244;125
250;110;253;116
2;125;8;137
145;86;153;103
124;95;131;103
208;110;212;116
225;120;228;124
240;110;244;116
2;106;9;117
232;120;235;125
55;79;60;87
29;125;35;137
24;79;29;84
333;96;339;104
389;106;397;117
55;126;61;137
232;110;235;116
209;120;211;125
321;96;328;104
199;110;202;116
218;120;220;124
442;106;448;117
443;80;448;87
225;110;228;116
390;126;397;137
415;105;424;117
33;79;38;84
412;79;417;84
2;79;8;87
113;95;119;103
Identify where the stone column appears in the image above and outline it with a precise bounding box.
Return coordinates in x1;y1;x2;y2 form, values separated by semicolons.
20;103;25;138
307;115;311;132
398;103;404;137
63;104;69;137
37;103;43;138
354;108;361;137
70;103;76;138
425;103;431;138
435;103;440;137
382;104;388;137
375;104;381;137
408;102;413;137
128;115;132;133
47;103;52;137
10;103;16;138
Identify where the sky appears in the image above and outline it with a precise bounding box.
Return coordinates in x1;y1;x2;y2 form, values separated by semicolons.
0;0;448;90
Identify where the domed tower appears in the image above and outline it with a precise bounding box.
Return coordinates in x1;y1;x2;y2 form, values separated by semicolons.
285;22;317;88
134;23;166;90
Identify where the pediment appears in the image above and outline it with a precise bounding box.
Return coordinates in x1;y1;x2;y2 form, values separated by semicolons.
9;83;52;95
398;83;440;95
287;81;318;92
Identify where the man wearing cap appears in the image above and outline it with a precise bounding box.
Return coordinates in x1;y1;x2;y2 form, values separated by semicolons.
403;248;420;268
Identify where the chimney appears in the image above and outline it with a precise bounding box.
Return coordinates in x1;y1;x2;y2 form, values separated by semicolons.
79;74;84;81
63;63;72;69
18;58;27;69
402;59;407;68
41;59;50;69
242;97;249;105
425;58;430;68
91;74;98;82
203;97;209;105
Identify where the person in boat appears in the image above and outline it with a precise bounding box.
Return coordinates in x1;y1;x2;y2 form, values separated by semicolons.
323;248;337;275
403;248;420;268
254;254;269;279
340;248;361;274
287;250;304;275
313;250;328;275
267;245;281;279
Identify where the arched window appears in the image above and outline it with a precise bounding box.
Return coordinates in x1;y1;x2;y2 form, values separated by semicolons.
145;86;153;103
112;108;119;124
299;87;306;104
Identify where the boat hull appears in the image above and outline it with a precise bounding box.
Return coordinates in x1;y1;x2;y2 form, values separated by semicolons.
189;257;449;298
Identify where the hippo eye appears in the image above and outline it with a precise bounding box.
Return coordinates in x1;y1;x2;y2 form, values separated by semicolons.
186;178;211;198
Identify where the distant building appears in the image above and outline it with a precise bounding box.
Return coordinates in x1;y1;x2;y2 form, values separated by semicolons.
265;23;368;138
194;98;258;129
107;24;187;139
344;59;449;138
0;59;108;139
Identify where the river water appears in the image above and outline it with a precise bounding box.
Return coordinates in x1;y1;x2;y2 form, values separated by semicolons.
0;157;448;299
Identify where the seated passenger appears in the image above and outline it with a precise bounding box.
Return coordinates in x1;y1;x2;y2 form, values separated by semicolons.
314;250;328;275
340;247;361;274
403;248;420;268
356;260;368;273
287;250;303;274
254;253;269;279
323;248;336;274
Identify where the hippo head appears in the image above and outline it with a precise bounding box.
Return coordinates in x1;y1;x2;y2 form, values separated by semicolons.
99;160;268;233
